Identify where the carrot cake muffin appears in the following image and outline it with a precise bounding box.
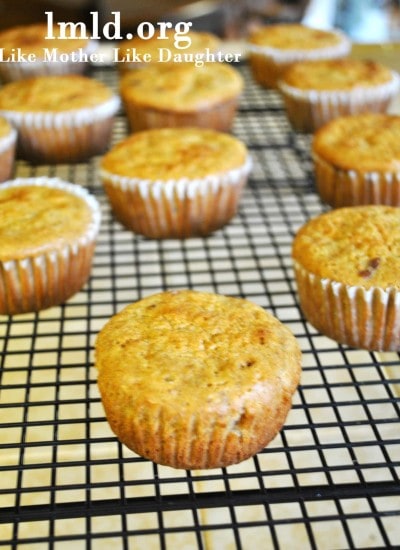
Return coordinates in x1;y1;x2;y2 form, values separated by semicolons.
247;23;351;89
0;177;101;315
0;117;16;182
100;127;252;238
0;74;120;164
0;23;97;82
292;205;400;351
279;58;400;132
95;289;302;469
116;29;220;72
119;62;243;132
312;113;400;207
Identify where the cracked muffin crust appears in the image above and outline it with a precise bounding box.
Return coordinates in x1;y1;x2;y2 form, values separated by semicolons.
95;290;302;469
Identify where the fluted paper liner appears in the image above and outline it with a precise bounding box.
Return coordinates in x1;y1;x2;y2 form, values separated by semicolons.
0;177;101;315
279;71;400;132
123;96;241;133
100;155;252;238
294;261;400;351
0;125;16;182
313;152;400;207
107;396;290;470
0;95;120;163
100;374;293;469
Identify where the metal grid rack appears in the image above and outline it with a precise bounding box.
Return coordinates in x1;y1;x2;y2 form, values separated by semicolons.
0;63;399;550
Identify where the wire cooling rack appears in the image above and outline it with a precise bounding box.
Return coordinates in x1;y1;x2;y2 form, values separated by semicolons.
0;63;399;550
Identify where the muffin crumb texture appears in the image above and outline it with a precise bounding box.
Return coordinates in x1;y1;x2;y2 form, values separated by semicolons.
292;206;400;289
282;59;395;91
120;62;243;131
95;290;301;469
292;205;400;350
0;178;100;315
0;75;114;112
249;24;348;51
313;113;400;172
100;128;251;238
312;114;400;207
120;62;243;112
279;59;399;132
0;185;94;261
0;75;119;163
101;127;248;179
247;23;350;89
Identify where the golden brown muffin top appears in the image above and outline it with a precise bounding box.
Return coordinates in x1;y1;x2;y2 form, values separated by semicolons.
101;127;248;180
0;182;97;261
0;75;114;112
248;23;346;50
281;58;394;91
0;23;90;57
292;206;400;289
119;62;243;111
95;289;301;415
117;29;220;60
0;116;13;138
313;113;400;172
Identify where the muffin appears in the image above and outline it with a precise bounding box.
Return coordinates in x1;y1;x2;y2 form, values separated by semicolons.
95;289;302;469
247;23;351;89
292;205;400;351
312;113;400;207
0;117;17;182
119;62;243;132
100;127;252;238
0;23;97;82
0;74;120;164
279;58;400;132
0;177;101;315
116;29;220;72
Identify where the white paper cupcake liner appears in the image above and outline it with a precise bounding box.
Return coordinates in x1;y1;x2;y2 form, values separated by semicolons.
0;95;120;128
294;261;400;351
313;152;400;207
0;125;17;182
0;177;101;315
279;71;400;131
113;397;288;469
0;125;17;154
100;155;252;238
0;95;120;163
247;29;351;63
0;39;98;82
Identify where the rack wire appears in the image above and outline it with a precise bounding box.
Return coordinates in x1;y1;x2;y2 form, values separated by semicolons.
0;63;399;550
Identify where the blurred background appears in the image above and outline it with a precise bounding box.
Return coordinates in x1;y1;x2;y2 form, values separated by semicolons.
0;0;308;36
0;0;399;43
